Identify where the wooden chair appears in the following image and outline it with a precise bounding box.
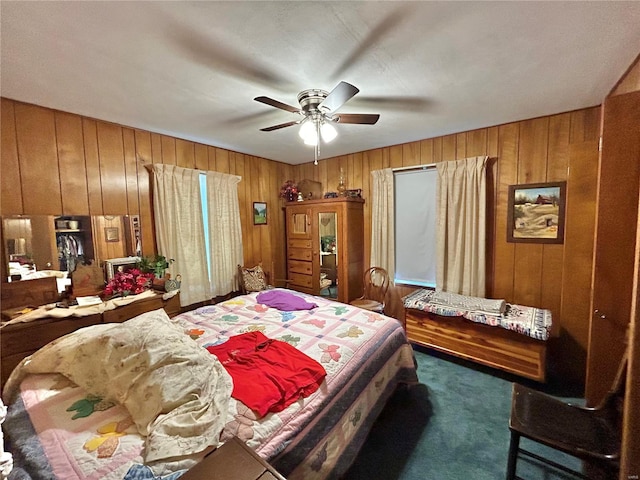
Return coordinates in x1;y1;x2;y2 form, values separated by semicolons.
506;348;627;480
350;267;390;313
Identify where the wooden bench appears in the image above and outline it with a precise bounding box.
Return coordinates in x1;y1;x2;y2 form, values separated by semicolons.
405;308;547;382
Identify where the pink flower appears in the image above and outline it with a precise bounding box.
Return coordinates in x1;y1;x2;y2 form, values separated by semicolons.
104;268;153;297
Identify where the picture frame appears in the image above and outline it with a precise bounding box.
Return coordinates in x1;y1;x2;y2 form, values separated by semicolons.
253;202;267;225
104;256;141;281
104;226;120;242
507;181;566;244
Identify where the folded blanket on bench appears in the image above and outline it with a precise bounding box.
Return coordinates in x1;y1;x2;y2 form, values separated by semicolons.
403;289;552;341
430;291;506;315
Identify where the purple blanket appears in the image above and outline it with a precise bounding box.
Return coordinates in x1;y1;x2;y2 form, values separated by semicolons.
256;290;318;311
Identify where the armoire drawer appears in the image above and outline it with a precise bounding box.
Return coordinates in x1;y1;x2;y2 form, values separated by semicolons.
288;239;312;249
288;248;312;261
289;272;313;288
289;259;312;275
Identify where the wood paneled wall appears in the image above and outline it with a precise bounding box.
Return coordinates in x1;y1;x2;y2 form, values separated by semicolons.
294;107;601;385
0;98;296;284
1;96;602;384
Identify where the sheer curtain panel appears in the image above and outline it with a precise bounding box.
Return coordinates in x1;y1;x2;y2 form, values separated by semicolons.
153;164;211;306
436;156;488;297
206;171;243;296
370;168;395;281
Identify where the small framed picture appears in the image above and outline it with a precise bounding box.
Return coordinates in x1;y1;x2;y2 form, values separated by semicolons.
104;227;120;242
253;202;267;225
507;181;566;243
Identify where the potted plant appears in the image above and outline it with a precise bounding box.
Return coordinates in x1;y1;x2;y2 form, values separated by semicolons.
137;254;174;290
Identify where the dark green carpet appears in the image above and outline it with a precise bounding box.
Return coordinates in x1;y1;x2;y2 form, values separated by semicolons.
343;346;584;480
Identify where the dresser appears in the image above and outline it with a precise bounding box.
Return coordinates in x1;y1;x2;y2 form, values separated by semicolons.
285;197;364;303
1;291;181;388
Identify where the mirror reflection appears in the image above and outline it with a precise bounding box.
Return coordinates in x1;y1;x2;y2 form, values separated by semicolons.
3;215;141;289
318;212;337;299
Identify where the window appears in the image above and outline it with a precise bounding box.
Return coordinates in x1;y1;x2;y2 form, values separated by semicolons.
394;167;437;287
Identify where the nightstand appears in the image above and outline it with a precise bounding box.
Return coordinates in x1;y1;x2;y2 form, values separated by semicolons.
180;437;286;480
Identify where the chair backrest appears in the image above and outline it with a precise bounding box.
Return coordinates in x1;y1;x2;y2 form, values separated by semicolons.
362;267;390;304
237;263;268;294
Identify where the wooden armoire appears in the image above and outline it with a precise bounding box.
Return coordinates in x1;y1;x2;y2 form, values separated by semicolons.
285;197;364;304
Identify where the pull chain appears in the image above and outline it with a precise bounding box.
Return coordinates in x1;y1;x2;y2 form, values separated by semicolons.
314;120;320;165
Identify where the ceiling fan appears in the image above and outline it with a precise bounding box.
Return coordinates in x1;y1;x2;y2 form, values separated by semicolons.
254;81;380;163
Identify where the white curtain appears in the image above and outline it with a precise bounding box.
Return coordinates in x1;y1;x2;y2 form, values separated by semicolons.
153;164;211;306
206;171;243;296
436;156;488;297
370;168;395;281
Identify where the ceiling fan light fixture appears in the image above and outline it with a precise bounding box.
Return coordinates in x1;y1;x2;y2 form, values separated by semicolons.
299;119;317;144
320;122;337;143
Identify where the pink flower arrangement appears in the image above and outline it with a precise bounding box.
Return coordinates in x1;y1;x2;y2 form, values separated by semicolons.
279;180;298;200
104;268;154;297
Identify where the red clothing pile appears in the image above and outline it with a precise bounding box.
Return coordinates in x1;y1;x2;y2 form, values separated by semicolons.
206;331;326;417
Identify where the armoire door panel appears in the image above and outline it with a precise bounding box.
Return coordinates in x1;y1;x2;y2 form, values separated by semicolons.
586;90;640;406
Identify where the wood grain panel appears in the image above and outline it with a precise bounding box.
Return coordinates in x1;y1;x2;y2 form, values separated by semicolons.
546;113;570;181
420;138;434;165
492;123;519;300
540;114;570;320
1;99;23;214
194;143;208;171
485;127;500;298
466;129;487;157
82;118;103;215
433;137;443;163
557;141;599;381
151;133;162;164
122;128;139;215
216;148;229;173
56;112;89;214
455;132;466;159
176;139;194;169
389;145;402;168
442;134;456;161
513;117;549;306
133;129;155;255
96;121;127;214
15;103;62;214
161;135;176;165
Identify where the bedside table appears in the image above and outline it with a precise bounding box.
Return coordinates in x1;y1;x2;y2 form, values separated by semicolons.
180;436;286;480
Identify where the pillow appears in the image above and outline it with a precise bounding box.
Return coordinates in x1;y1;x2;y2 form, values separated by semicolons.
240;264;267;292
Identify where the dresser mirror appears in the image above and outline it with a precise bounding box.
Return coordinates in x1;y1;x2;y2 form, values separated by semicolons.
2;215;141;285
318;212;337;299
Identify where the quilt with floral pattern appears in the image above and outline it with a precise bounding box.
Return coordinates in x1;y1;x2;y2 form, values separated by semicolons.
4;289;417;480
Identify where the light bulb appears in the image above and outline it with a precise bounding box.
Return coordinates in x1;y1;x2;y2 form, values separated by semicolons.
303;133;318;146
299;120;315;141
320;122;337;143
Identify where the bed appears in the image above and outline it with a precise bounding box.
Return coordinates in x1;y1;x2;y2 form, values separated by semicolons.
2;289;417;480
403;289;552;382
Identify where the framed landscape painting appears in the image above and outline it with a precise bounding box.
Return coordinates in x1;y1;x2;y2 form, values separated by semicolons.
253;202;267;225
507;181;566;244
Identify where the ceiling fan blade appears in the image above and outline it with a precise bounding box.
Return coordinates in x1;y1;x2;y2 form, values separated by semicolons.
260;120;300;132
318;81;360;113
334;113;380;125
330;6;414;80
254;96;301;113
